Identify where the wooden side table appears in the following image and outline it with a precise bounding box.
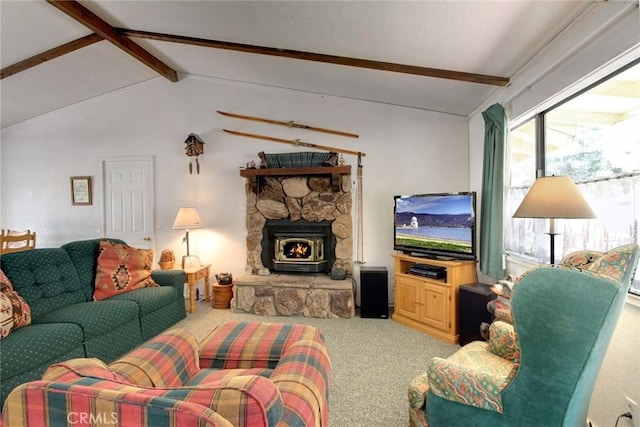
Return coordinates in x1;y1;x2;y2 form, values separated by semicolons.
184;264;211;313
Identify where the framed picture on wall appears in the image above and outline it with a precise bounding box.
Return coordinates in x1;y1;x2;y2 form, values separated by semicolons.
70;176;92;206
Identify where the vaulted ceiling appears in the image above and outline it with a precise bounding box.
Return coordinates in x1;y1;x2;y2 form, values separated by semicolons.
1;1;593;129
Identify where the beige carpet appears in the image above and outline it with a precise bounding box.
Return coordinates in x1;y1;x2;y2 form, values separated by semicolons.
175;300;459;427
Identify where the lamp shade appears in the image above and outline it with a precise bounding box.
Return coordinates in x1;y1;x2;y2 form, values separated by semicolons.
172;207;204;229
513;175;596;219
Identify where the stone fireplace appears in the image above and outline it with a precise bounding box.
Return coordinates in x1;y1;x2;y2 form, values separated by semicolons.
245;174;353;274
235;166;355;318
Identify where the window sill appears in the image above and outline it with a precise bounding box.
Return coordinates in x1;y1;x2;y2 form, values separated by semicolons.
626;293;640;308
505;251;541;277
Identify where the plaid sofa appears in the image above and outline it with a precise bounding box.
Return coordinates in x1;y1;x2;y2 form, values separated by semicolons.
2;321;331;427
0;239;186;407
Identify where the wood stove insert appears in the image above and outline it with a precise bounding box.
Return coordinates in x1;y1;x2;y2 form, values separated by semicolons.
273;232;327;273
262;219;335;273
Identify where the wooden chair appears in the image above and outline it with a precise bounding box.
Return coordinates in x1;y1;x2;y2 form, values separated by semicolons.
1;229;36;254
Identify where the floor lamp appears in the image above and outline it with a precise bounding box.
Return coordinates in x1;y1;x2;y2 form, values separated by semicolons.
172;207;204;268
512;175;596;264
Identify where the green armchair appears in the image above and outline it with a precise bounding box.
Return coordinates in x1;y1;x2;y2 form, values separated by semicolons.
409;243;640;427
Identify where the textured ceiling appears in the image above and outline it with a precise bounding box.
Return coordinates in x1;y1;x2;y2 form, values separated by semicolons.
0;1;593;128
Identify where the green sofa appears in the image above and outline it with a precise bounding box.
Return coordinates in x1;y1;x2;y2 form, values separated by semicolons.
0;239;187;407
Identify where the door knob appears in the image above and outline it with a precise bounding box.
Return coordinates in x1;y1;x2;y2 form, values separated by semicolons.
143;236;151;241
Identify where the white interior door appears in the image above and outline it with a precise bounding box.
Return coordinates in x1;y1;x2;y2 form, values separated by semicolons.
102;157;155;252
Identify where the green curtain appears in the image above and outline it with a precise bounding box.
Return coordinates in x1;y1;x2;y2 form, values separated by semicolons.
479;103;506;279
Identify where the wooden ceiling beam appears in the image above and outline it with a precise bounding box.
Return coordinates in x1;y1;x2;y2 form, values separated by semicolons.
46;0;178;82
4;5;509;87
120;29;510;87
1;34;102;80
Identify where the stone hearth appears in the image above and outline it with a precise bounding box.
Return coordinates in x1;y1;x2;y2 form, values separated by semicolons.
231;274;355;318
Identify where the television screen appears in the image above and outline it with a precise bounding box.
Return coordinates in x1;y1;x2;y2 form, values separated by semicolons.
394;192;476;260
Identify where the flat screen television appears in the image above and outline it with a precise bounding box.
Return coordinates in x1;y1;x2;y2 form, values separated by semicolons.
394;192;477;260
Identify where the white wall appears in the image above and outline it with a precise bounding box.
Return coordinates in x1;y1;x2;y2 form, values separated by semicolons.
468;2;639;425
0;74;468;303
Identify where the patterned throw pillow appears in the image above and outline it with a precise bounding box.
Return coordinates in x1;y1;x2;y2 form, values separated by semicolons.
587;244;638;283
487;321;520;364
94;240;158;301
0;269;31;339
560;250;605;270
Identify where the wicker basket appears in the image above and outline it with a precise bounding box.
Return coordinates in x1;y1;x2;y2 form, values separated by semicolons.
158;249;176;270
158;261;175;270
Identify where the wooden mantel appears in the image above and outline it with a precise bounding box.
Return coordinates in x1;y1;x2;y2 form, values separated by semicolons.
240;166;351;193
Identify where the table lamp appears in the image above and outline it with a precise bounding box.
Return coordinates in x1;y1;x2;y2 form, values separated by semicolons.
172;207;204;268
512;175;596;264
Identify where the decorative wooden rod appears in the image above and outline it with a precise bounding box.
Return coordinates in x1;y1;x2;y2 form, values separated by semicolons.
223;129;366;157
218;111;359;138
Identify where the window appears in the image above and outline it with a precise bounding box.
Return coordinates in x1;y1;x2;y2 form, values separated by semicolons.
506;118;539;258
506;60;640;295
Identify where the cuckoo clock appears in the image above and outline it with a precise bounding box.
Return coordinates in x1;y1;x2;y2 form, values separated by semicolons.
184;133;205;174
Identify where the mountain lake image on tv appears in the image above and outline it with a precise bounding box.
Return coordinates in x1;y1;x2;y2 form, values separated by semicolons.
394;192;476;259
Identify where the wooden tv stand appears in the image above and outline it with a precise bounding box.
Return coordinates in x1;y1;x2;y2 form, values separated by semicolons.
392;253;477;344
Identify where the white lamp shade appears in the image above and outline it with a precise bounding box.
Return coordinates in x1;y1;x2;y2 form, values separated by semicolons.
513;175;596;219
172;207;204;229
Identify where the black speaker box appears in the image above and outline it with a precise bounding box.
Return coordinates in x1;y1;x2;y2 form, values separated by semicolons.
360;266;388;318
458;283;496;345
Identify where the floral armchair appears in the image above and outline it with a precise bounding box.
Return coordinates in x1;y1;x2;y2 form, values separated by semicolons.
409;243;640;427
